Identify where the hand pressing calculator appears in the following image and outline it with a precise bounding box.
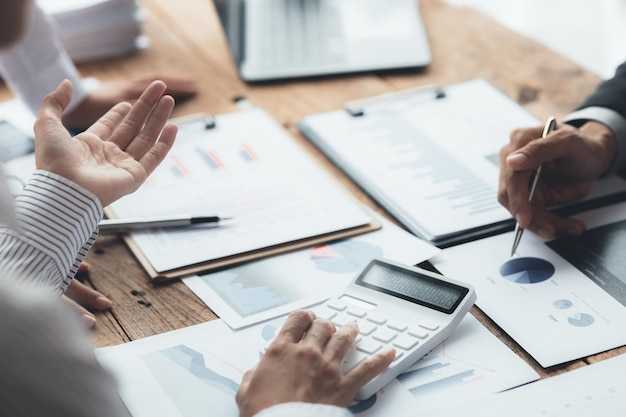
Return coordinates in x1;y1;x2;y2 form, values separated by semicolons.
265;258;476;401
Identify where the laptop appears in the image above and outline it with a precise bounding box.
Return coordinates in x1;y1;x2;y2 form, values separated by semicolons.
213;0;432;82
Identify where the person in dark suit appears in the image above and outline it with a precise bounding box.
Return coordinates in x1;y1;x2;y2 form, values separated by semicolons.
498;63;626;239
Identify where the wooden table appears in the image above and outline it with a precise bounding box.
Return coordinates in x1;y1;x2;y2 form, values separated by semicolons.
4;0;620;380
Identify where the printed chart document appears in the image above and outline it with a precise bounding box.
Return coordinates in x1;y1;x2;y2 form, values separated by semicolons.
427;354;626;417
96;315;538;417
106;109;379;280
182;214;440;329
432;201;626;367
298;78;626;247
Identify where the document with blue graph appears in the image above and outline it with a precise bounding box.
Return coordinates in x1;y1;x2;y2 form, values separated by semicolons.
106;108;379;280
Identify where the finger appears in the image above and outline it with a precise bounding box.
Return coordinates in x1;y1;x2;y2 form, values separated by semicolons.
34;80;73;138
139;123;178;176
64;280;112;311
76;262;90;278
108;80;167;149
301;319;336;349
60;295;97;328
502;165;534;228
527;209;586;239
161;77;198;98
124;95;175;160
84;102;132;140
343;348;395;395
324;322;358;363
132;75;198;98
274;310;316;344
506;128;571;171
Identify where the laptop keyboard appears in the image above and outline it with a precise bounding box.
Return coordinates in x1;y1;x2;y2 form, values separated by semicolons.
256;0;347;69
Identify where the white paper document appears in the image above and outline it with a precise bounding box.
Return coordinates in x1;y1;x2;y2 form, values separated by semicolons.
298;78;626;247
107;109;374;273
96;314;538;417
182;215;440;329
427;354;626;417
432;202;626;367
298;79;538;245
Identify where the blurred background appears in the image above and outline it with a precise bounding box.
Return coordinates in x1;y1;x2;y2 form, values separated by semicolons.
445;0;626;78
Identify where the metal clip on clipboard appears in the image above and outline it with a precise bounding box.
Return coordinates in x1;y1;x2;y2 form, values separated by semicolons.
344;84;446;117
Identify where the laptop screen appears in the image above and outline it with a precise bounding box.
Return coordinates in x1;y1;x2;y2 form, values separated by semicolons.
212;0;431;82
213;0;245;65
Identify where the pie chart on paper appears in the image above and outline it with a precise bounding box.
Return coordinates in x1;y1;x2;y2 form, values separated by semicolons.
499;257;555;284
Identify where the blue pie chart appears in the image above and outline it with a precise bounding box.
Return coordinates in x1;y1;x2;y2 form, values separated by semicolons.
499;257;555;284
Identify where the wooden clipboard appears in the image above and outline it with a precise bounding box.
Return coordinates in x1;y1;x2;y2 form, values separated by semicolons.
117;216;380;281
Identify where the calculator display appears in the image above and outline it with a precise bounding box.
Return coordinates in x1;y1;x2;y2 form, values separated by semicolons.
355;261;469;314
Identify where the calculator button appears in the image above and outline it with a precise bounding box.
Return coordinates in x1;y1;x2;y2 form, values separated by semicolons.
340;348;368;373
408;328;429;339
387;320;408;332
355;320;377;336
392;335;419;350
356;339;383;355
372;328;397;343
327;300;347;311
346;307;367;318
419;320;439;331
332;314;356;327
366;313;387;325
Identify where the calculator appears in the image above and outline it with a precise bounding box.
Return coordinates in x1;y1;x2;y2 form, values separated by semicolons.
265;258;476;401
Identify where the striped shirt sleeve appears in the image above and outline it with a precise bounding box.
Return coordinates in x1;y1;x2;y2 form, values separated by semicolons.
0;170;102;296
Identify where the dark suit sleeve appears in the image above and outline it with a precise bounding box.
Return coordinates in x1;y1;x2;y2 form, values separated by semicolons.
578;62;626;116
564;62;626;175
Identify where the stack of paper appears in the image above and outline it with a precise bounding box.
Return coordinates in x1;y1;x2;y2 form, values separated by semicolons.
39;0;147;63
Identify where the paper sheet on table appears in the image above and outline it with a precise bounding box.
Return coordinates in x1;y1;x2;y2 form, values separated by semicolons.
182;214;440;329
426;353;626;417
96;314;538;417
298;78;626;247
432;201;626;367
106;108;379;279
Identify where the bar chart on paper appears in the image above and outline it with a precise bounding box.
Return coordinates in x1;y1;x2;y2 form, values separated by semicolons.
107;109;375;275
298;79;540;245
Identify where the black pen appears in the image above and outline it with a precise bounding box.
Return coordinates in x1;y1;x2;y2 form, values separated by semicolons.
510;116;557;256
98;215;232;234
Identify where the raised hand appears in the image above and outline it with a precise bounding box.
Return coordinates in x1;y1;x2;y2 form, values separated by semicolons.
34;79;178;207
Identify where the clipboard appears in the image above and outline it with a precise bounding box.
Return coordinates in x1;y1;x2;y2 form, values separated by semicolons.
105;108;380;281
297;78;626;247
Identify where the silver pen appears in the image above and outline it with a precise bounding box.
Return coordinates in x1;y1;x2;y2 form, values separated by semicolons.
98;215;232;234
510;116;557;256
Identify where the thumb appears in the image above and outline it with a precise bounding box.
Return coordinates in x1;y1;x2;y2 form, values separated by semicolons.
34;80;73;137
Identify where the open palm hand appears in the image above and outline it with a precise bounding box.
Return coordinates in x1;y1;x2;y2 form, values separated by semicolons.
34;79;177;207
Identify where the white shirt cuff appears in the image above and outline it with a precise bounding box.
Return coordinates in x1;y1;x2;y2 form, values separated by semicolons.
253;402;352;417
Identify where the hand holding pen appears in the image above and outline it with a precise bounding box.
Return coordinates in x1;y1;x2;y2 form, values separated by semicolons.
499;117;618;252
510;117;556;255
